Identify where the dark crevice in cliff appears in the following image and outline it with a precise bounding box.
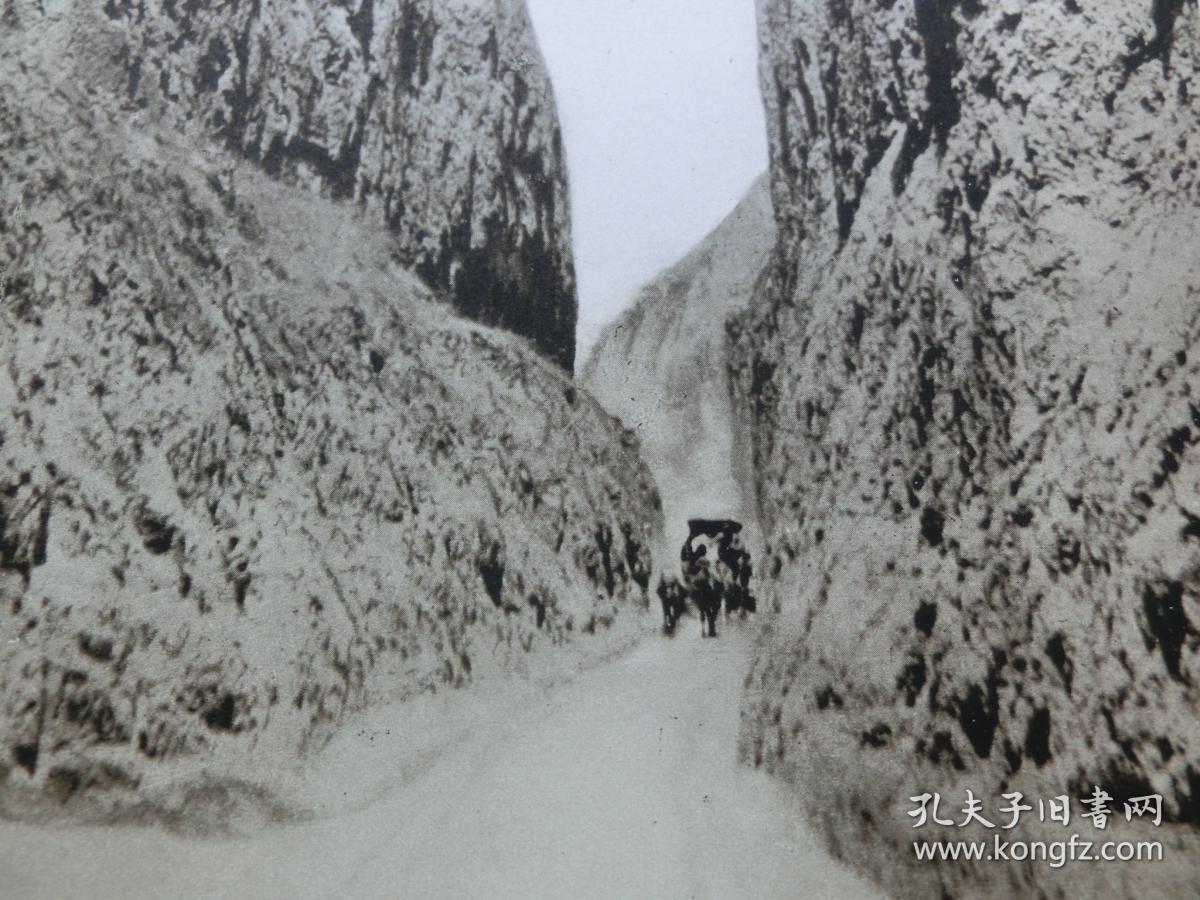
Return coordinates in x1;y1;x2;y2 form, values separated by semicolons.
419;212;575;371
221;0;261;154
1123;0;1192;78
914;0;963;147
194;37;231;95
396;0;437;93
1142;580;1193;683
893;1;964;195
348;0;376;64
258;75;378;202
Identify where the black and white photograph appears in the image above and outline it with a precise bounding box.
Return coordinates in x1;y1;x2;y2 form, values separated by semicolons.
1;0;1198;897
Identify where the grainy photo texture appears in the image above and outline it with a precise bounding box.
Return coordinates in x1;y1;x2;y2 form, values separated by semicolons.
1;1;1198;898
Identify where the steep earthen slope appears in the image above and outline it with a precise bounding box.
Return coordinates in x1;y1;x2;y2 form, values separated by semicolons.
13;0;577;367
582;177;774;557
0;31;657;828
733;1;1200;895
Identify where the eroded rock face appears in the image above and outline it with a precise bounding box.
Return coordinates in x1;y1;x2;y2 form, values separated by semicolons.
12;0;577;368
734;1;1200;894
0;36;655;824
582;176;774;559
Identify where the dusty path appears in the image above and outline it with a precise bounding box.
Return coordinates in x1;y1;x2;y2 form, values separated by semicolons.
1;621;883;899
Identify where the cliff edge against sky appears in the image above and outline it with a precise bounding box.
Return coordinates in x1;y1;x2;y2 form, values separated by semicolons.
734;1;1200;895
0;0;657;829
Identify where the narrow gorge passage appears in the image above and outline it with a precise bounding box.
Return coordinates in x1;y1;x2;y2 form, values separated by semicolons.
0;622;881;900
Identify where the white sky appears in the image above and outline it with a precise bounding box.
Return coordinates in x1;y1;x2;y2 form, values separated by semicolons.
524;0;768;367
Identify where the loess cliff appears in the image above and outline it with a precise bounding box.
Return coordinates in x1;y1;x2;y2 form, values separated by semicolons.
0;0;658;830
733;1;1200;896
24;0;579;368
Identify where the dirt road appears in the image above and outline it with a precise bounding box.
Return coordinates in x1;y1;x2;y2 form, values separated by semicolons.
2;621;883;899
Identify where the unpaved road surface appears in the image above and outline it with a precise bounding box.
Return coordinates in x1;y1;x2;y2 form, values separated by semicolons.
1;621;883;899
